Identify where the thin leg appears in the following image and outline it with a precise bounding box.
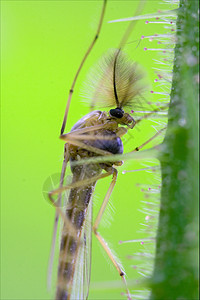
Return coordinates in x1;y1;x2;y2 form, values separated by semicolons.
48;170;114;237
66;126;166;168
60;135;112;157
61;0;107;134
63;125;127;141
132;126;166;152
49;171;113;199
48;166;115;298
93;168;132;300
60;121;126;158
60;121;118;144
61;121;117;137
47;144;69;290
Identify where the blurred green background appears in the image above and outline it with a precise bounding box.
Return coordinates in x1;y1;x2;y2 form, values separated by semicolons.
1;1;177;299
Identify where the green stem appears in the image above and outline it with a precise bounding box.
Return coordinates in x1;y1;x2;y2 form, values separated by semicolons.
150;0;199;299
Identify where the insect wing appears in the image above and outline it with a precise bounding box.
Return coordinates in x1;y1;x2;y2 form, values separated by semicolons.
71;200;92;299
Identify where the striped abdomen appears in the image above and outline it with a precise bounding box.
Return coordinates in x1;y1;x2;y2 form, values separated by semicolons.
55;163;102;300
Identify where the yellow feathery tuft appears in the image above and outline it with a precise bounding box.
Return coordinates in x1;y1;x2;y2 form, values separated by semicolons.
83;49;147;111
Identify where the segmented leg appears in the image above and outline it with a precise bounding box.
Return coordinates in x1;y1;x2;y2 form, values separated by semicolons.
131;126;166;152
67;126;166;168
63;136;112;157
48;126;121;237
49;171;113;201
93;167;132;300
61;0;107;135
49;167;116;299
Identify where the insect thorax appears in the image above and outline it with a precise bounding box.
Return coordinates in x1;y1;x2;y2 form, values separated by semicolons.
69;110;124;169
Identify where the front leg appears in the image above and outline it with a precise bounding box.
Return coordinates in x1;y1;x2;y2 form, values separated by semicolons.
93;167;132;300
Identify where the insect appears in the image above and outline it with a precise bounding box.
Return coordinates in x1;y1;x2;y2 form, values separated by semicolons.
47;1;167;299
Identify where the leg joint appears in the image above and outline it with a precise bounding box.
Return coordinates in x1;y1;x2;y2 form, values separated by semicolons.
93;225;98;235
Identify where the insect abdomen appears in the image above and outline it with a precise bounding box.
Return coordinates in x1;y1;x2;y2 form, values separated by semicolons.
56;164;101;300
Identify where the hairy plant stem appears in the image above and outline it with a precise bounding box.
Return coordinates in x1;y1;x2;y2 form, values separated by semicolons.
150;0;199;299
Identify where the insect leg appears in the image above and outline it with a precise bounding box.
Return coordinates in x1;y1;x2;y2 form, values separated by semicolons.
60;121;125;158
48;169;114;239
47;144;69;290
61;121;117;138
61;126;167;169
61;135;112;157
61;0;107;135
93;168;132;300
131;126;166;152
49;171;113;200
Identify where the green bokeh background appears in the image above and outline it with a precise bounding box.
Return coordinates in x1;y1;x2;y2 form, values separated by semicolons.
1;1;176;299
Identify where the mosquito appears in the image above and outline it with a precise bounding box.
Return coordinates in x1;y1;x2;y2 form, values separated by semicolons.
48;1;166;299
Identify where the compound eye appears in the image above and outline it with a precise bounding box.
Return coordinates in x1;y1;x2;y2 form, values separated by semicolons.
109;108;124;119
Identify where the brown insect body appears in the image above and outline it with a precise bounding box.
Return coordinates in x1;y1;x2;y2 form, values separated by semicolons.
47;2;152;299
47;0;170;296
56;110;134;299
